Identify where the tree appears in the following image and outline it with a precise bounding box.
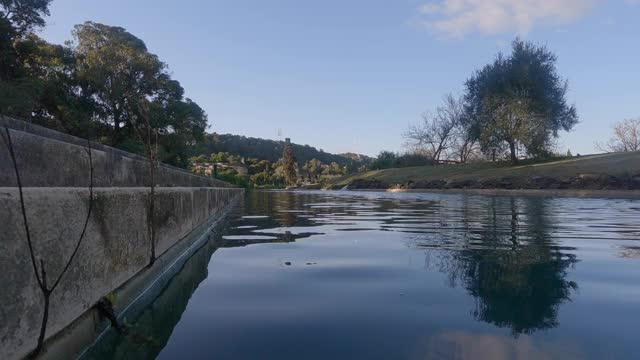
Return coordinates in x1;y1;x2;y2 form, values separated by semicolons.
72;22;207;166
329;161;342;176
0;0;52;35
464;39;578;164
302;158;323;181
596;118;640;153
405;94;478;163
281;139;298;186
404;94;461;162
1;3;95;136
370;150;396;170
72;22;167;146
478;95;533;164
0;3;49;117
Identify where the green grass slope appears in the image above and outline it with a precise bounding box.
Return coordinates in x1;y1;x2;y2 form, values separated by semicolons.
330;152;640;188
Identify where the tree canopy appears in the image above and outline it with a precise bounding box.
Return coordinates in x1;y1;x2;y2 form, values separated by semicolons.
1;11;208;168
464;39;578;164
0;0;52;35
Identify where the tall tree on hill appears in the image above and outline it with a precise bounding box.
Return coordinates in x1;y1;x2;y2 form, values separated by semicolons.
72;21;168;146
0;0;52;36
282;138;298;186
0;0;54;117
464;39;578;164
72;22;207;166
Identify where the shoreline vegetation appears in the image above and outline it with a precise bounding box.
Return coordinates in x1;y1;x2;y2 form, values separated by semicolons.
324;151;640;197
356;188;640;200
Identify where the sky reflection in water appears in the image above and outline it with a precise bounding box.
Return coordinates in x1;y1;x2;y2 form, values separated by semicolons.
86;190;640;360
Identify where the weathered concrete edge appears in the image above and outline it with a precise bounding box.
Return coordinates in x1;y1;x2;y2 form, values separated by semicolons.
358;188;640;200
0;115;194;176
34;194;243;360
0;116;230;188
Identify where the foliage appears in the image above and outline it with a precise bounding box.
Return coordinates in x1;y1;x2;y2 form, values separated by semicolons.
1;14;208;168
370;150;397;170
464;39;578;164
195;132;370;169
282;140;298;186
217;169;252;189
70;22;207;167
370;150;435;170
0;0;52;35
301;158;323;180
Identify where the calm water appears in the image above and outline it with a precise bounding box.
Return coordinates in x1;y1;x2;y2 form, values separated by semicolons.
86;190;640;360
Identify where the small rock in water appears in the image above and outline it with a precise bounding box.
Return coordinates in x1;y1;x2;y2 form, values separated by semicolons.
284;261;292;266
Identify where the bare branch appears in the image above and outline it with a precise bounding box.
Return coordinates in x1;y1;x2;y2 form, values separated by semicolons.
596;118;640;153
50;139;94;292
1;127;43;288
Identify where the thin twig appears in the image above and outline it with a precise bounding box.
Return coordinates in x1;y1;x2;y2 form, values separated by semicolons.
2;127;96;355
36;259;50;352
1;127;43;288
50;139;94;292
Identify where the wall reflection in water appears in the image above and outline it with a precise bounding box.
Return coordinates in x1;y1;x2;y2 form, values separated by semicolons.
84;190;640;360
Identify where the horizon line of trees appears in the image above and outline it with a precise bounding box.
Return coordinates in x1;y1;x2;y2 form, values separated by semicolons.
190;148;364;188
195;132;372;168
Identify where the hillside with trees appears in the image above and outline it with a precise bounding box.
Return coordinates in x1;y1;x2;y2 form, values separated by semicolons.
190;143;371;189
195;133;371;166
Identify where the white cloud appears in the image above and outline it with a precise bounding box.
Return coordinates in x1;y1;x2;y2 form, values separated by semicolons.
416;0;598;38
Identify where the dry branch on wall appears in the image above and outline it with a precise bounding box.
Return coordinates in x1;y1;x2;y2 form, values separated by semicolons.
1;127;94;356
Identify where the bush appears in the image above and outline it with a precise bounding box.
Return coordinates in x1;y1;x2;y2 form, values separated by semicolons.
218;172;252;189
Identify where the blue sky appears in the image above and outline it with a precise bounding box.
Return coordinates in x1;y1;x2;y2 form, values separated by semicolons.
41;0;639;156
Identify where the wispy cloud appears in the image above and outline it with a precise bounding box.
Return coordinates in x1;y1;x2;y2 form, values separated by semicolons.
416;0;598;38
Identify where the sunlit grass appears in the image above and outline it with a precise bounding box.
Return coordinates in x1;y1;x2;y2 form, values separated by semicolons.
330;151;640;187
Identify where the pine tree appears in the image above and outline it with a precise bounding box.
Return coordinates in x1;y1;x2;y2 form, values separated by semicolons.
282;138;298;186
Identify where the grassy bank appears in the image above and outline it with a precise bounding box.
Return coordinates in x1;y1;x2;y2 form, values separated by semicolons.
328;152;640;190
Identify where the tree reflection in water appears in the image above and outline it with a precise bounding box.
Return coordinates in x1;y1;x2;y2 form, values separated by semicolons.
418;196;578;336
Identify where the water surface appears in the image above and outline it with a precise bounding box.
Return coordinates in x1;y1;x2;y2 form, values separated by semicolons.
86;190;640;359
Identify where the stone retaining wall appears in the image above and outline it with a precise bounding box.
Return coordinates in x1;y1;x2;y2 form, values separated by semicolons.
0;118;243;359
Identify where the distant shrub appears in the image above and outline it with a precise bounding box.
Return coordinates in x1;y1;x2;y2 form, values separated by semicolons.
370;151;435;170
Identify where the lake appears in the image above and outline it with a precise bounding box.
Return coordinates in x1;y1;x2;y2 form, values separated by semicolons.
85;190;640;360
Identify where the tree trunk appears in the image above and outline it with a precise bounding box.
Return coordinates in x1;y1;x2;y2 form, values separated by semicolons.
509;142;518;165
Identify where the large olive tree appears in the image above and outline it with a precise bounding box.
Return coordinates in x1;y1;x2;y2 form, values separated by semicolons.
464;39;578;164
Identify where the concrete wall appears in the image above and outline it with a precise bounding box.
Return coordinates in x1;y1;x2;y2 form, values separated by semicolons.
0;116;231;188
0;118;243;359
